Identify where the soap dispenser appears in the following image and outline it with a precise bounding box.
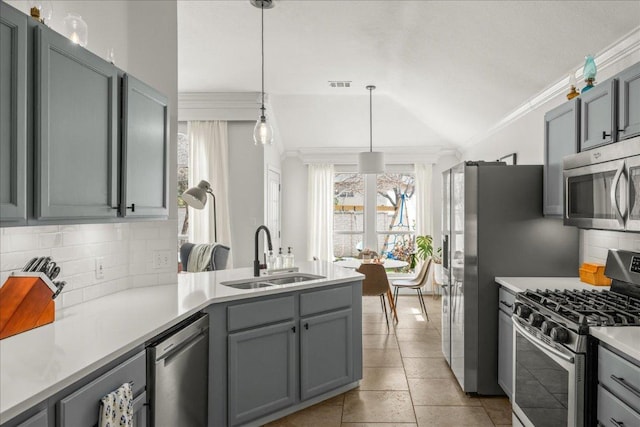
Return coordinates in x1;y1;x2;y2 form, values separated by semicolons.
284;247;294;268
266;250;276;270
275;248;283;269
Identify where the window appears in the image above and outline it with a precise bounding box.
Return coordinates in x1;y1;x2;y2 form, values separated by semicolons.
333;169;416;273
177;130;189;249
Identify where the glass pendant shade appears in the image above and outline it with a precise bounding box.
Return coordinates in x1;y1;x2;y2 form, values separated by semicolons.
358;151;385;174
181;180;211;210
583;55;597;80
63;13;88;47
253;116;274;145
29;1;53;22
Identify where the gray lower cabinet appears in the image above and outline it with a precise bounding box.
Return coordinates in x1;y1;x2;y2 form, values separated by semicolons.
597;344;640;425
0;2;27;224
544;99;579;216
121;74;169;218
35;26;119;220
15;409;47;427
227;321;297;426
497;286;515;399
580;78;617;151
617;61;640;140
300;308;353;400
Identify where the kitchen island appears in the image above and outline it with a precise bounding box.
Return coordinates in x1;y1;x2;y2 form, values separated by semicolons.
0;261;363;426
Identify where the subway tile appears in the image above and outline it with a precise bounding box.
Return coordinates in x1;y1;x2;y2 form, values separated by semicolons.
9;234;40;252
39;232;62;249
131;273;159;287
1;250;50;271
60;289;84;308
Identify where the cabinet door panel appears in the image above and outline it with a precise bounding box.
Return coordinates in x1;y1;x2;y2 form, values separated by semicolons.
36;27;118;219
544;99;579;216
300;308;353;400
618;62;640;140
228;321;296;426
122;74;168;217
581;79;616;151
498;309;513;399
0;3;27;223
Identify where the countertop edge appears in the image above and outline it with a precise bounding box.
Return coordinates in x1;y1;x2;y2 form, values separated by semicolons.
589;327;640;363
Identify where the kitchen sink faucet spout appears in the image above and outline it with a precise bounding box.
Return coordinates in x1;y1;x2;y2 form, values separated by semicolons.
254;225;273;276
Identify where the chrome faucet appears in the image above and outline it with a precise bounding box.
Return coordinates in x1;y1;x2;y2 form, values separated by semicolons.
254;225;273;277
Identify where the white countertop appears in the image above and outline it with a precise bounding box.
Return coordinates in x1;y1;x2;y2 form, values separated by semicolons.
590;327;640;362
495;276;609;293
0;261;362;423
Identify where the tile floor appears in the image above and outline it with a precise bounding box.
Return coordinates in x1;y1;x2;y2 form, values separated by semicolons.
266;294;512;427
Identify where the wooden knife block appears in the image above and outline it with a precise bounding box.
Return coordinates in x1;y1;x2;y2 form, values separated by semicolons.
0;275;55;340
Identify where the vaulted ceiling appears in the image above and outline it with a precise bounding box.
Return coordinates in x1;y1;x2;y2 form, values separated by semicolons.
178;0;640;153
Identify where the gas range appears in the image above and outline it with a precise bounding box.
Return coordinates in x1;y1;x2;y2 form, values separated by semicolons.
514;288;640;352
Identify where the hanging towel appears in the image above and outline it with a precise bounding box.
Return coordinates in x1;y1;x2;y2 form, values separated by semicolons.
187;244;216;272
99;382;133;427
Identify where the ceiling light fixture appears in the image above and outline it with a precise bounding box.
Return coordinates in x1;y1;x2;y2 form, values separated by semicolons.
358;85;385;174
251;0;274;146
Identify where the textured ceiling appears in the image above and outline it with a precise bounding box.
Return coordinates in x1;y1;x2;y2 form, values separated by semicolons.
178;0;640;151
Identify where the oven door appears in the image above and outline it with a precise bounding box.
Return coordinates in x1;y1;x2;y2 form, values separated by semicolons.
512;318;585;427
564;160;626;230
626;155;640;231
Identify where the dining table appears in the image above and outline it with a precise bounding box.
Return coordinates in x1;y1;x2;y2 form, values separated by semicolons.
333;257;408;321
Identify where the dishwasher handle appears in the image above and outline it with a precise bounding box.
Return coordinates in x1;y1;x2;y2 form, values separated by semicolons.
153;314;209;361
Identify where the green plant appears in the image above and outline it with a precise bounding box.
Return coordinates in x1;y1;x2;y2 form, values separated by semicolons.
409;235;434;269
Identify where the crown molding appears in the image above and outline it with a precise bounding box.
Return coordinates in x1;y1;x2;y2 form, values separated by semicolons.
178;92;264;121
286;146;458;165
464;26;640;147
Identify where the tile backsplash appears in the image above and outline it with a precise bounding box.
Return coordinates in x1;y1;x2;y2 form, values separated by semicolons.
581;229;640;265
0;221;178;310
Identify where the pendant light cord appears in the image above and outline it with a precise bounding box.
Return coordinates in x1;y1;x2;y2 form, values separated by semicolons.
369;87;373;152
261;3;265;116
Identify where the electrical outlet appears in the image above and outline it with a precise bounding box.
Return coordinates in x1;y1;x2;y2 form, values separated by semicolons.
153;250;172;269
95;257;105;279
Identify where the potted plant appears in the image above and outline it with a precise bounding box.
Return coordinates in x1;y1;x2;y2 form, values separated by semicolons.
410;235;434;269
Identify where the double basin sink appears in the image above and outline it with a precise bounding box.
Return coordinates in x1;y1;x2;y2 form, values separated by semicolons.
221;273;325;290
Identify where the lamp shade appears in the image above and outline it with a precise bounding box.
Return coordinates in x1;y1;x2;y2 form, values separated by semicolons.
182;180;211;210
358;151;385;174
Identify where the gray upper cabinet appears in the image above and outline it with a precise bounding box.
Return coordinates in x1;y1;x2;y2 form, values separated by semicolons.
580;78;617;151
121;74;169;218
227;321;296;426
544;99;579;216
300;308;353;401
617;62;640;140
35;27;119;220
0;3;27;224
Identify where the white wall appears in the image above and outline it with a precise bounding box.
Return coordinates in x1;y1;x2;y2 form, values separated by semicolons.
228;122;265;267
1;1;179;304
460;51;640;265
281;157;308;261
431;154;460;250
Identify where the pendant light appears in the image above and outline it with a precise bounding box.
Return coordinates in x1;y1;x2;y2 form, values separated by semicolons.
251;0;274;145
358;85;385;174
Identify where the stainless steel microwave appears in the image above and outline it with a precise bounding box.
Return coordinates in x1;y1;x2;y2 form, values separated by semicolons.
563;136;640;232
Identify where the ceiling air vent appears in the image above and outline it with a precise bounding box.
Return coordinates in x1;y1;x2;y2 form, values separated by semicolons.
329;81;352;88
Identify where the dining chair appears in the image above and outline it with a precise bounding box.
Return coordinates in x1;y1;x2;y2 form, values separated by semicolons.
356;263;394;328
391;257;433;319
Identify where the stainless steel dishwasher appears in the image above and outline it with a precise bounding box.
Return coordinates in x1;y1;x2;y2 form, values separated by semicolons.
147;312;209;427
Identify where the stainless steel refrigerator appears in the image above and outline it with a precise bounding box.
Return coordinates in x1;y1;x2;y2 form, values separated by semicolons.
441;162;579;395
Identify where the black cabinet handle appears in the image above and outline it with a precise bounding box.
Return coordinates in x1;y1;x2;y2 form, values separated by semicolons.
500;300;513;309
291;326;296;333
611;375;640;399
304;323;309;330
610;418;625;427
602;131;612;139
127;204;136;212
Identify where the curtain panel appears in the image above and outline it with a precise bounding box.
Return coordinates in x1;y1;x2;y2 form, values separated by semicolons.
307;164;334;261
187;121;233;266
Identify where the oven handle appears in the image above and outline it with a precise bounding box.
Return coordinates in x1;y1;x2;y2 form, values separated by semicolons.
513;318;575;364
611;375;640;399
609;418;625;427
611;163;626;227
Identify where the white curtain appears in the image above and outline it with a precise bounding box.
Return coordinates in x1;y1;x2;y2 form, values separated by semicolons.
414;163;433;238
307;164;334;261
187;121;233;266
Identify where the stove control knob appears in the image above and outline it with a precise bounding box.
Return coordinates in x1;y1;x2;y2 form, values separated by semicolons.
515;305;532;319
550;327;569;343
541;321;558;335
528;313;544;327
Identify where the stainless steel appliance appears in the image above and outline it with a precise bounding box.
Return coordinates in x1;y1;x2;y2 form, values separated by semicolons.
147;313;209;427
512;249;640;427
563;136;640;231
441;162;579;395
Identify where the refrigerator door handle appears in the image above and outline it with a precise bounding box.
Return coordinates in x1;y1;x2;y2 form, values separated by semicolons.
443;235;449;269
